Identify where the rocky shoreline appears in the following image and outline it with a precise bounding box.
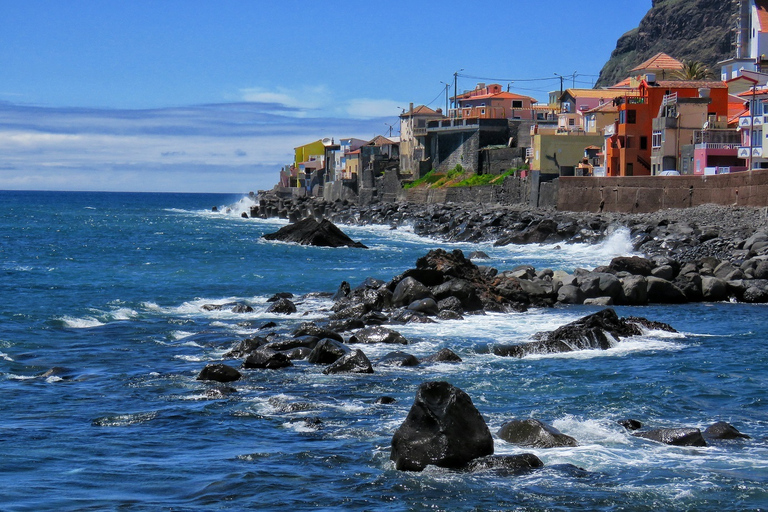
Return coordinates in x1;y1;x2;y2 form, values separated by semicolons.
249;193;768;305
196;247;753;474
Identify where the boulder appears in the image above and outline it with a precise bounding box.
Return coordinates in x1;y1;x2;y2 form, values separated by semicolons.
197;363;241;383
266;298;297;314
390;381;493;471
242;349;293;370
557;284;585;304
225;336;269;358
620;275;648;305
610;256;655;276
262;217;367;248
291;323;344;343
464;454;544;474
376;351;420;367
497;418;578;448
432;279;484;311
701;276;728;301
703;421;750;440
306;338;350;364
421;348;462;363
492;308;647;357
231;303;254;313
407;298;439;316
634;428;707;447
618;419;643;431
392;277;433;307
323;349;374;374
349;326;408;345
646;276;688;304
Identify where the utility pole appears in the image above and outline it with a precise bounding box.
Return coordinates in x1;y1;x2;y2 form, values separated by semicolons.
453;69;464;119
554;73;564;112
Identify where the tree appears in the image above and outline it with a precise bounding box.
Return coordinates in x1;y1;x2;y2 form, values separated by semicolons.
675;60;713;80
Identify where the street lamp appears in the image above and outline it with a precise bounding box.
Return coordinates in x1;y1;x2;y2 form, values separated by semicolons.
440;81;450;115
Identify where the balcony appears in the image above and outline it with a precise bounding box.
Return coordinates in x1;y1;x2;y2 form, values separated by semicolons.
695;143;740;150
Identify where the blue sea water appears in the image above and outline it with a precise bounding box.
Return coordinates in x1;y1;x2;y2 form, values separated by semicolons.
1;190;767;511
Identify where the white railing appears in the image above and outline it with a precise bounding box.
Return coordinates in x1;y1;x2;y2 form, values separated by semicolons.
694;143;740;150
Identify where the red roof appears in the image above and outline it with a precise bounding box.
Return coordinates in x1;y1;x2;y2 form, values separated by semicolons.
630;52;684;72
757;0;768;32
400;105;440;117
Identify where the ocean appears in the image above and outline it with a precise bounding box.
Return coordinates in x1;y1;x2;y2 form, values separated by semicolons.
1;190;766;511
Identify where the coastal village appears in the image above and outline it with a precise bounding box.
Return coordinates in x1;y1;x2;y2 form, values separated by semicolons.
271;0;768;213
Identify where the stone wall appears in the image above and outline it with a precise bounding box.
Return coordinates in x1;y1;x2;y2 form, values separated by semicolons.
558;170;768;213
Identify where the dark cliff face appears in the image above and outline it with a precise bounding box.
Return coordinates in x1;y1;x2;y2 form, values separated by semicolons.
596;0;734;87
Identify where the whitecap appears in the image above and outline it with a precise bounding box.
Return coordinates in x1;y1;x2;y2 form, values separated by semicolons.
59;316;105;329
0;352;13;362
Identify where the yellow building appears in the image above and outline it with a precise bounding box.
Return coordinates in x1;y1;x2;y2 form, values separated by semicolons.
294;139;326;169
529;130;605;175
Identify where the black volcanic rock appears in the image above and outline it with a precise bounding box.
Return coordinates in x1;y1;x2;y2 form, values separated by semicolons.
390;381;493;471
634;427;707;447
492;308;677;357
497;419;578;449
197;363;241;383
262;217;367;248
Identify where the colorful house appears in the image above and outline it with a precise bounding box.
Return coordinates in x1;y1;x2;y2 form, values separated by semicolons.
628;53;684;81
399;104;446;176
720;0;768;80
738;86;768;169
452;83;538;120
604;78;729;176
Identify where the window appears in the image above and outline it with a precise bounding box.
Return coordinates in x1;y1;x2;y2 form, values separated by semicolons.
626;137;632;149
626;163;634;176
640;136;648;150
652;131;662;148
753;128;763;147
512;100;523;108
569;118;575;126
627;110;636;124
619;110;625;124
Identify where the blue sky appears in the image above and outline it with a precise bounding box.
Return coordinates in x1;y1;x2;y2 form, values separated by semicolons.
0;0;652;193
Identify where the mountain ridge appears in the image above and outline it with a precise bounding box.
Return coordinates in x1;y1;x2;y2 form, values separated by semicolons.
595;0;735;87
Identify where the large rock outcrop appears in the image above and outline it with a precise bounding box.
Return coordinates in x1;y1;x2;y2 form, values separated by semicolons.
262;217;367;248
596;0;734;87
492;308;676;357
390;381;493;471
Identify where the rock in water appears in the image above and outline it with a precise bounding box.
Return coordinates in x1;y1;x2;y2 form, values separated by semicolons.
634;428;707;447
497;418;578;448
703;421;750;440
262;217;367;248
390;381;493;471
196;363;241;383
492;308;676;357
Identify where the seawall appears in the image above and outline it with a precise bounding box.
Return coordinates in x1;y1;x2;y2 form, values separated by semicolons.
558;170;768;213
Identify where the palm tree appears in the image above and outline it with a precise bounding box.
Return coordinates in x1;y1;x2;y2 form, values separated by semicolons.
675;60;713;80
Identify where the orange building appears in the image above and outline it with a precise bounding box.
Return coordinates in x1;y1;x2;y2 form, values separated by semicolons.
604;78;729;176
452;83;538;120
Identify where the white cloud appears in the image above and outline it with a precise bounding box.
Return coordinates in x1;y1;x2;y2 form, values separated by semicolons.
239;85;402;120
0;101;392;192
344;98;403;119
240;85;332;112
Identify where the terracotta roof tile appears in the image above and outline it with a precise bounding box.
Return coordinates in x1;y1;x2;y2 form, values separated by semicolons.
757;0;768;31
630;52;684;72
653;80;728;89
